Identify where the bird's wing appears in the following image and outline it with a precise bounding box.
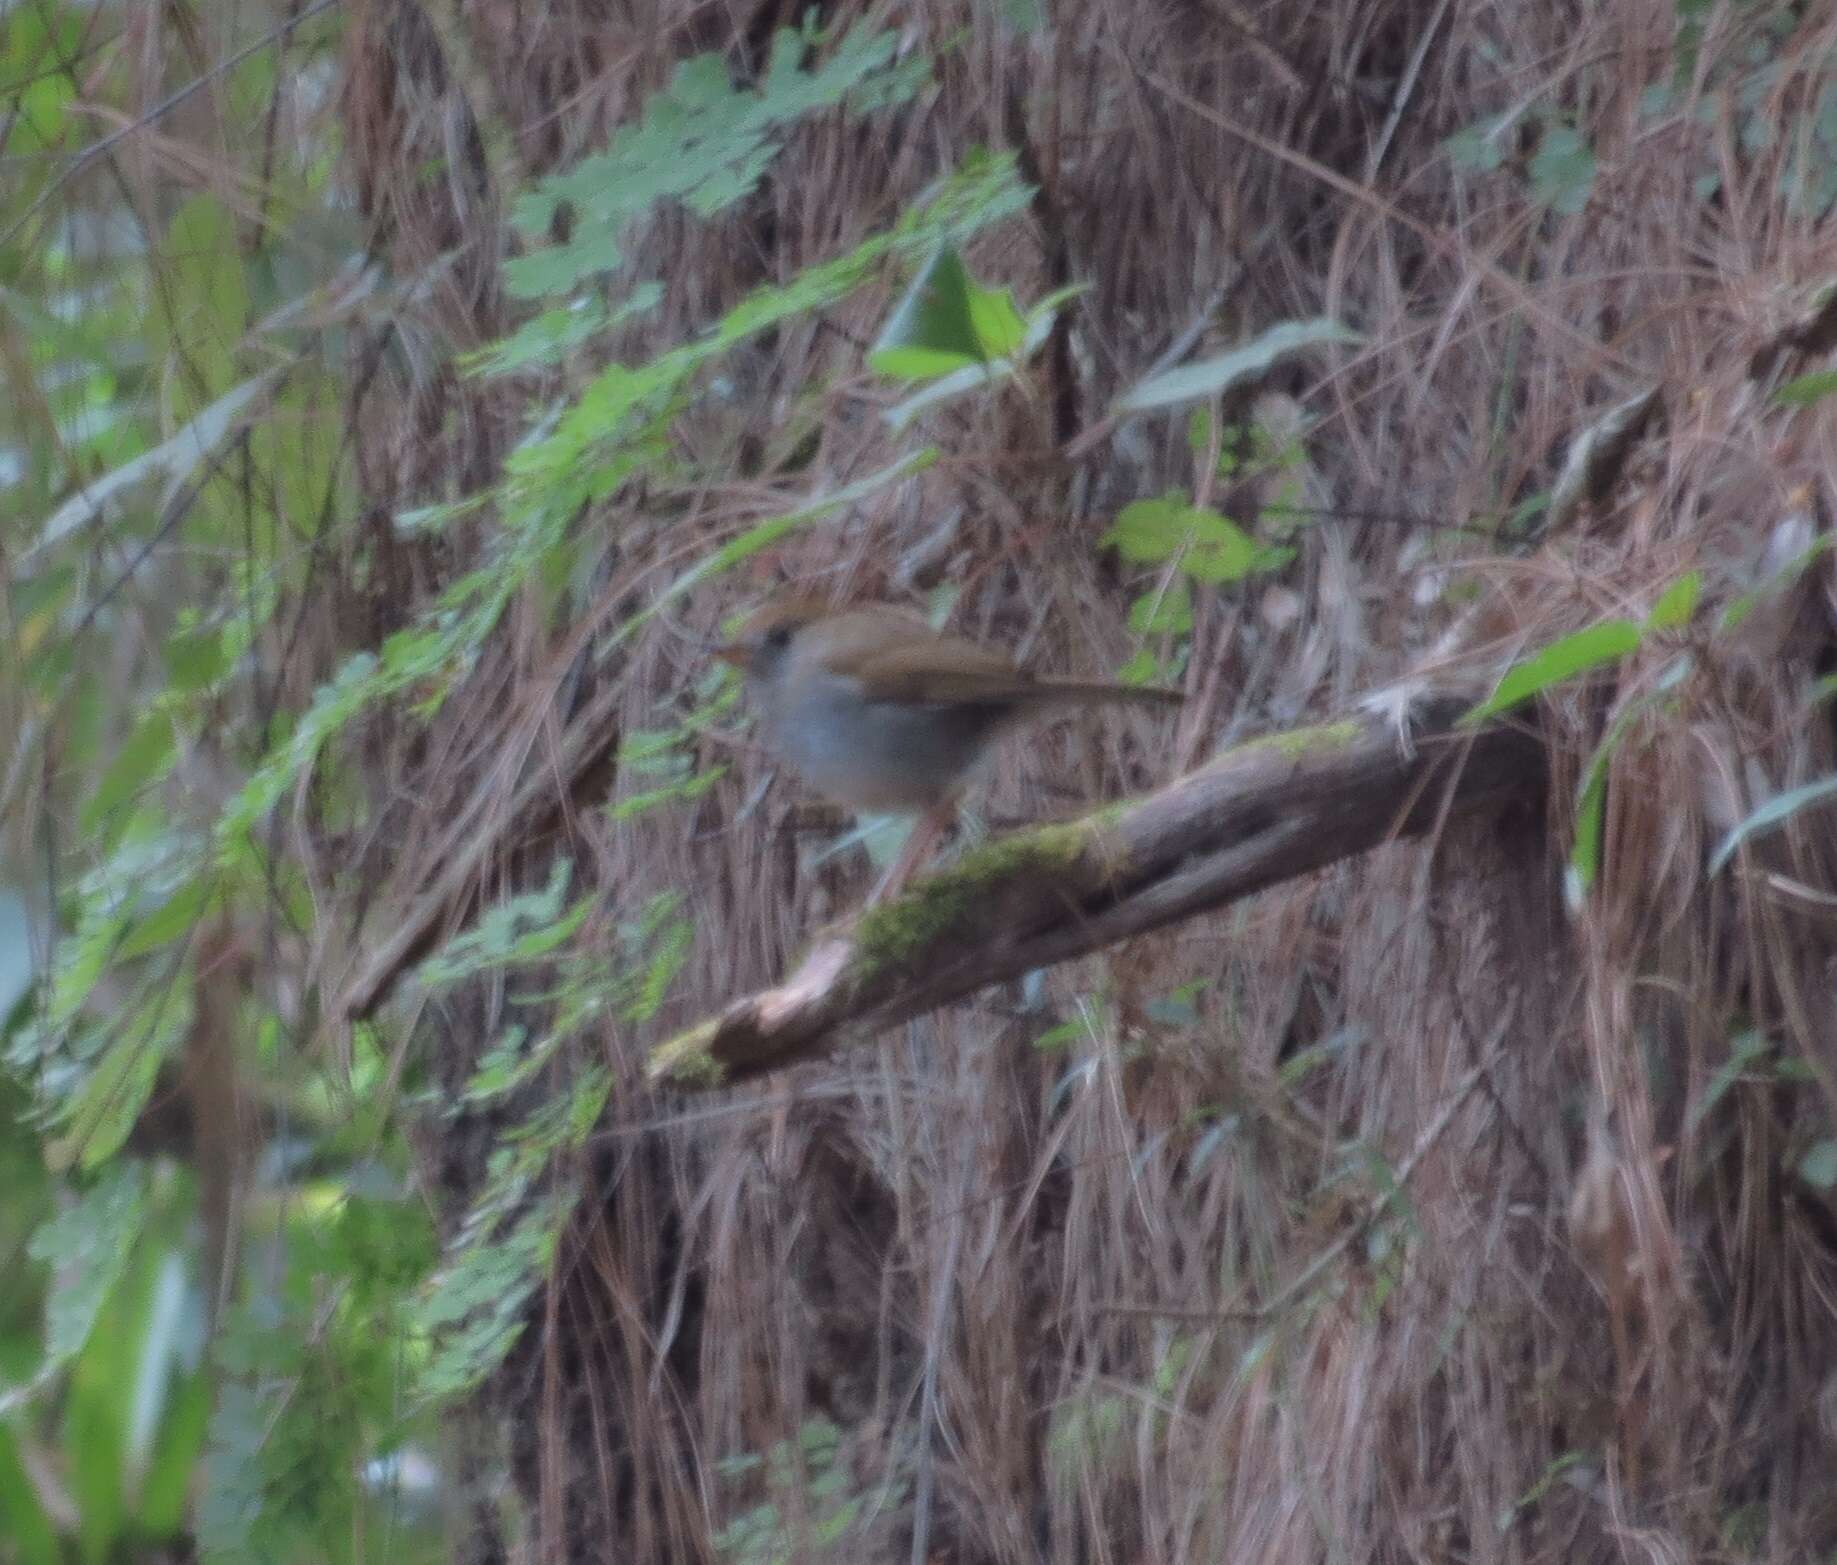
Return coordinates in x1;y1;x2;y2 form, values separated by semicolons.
814;619;1038;708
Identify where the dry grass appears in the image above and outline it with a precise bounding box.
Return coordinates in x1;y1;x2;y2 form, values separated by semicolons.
323;0;1837;1559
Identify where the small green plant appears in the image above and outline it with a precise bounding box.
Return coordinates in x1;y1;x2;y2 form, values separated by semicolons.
868;242;1084;429
713;1417;907;1564
1046;1335;1199;1481
1444;108;1595;215
1098;410;1305;684
4;13;1030;1555
1113;318;1358;414
1462;528;1837;908
1459;570;1701;906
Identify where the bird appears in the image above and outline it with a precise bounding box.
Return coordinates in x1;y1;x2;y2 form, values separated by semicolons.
714;597;1183;903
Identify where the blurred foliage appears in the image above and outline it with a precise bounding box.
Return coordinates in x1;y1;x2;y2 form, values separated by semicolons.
0;6;1022;1557
713;1416;910;1564
5;0;1835;1559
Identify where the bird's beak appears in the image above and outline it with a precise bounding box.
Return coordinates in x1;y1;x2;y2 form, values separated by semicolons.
711;643;748;668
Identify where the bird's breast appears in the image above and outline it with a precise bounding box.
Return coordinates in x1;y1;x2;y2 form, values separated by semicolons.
765;671;1009;813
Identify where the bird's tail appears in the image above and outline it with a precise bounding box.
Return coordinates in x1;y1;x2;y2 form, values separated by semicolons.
1035;678;1184;709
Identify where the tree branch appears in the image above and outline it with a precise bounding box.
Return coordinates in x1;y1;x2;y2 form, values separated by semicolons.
646;695;1542;1089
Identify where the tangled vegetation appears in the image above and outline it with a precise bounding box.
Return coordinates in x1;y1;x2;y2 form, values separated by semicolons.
4;2;1837;1561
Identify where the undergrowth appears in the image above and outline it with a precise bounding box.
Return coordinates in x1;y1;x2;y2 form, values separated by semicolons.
4;2;1837;1561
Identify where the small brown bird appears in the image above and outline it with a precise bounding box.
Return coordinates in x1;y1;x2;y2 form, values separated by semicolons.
716;598;1182;901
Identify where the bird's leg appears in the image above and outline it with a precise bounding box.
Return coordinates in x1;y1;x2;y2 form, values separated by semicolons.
864;804;952;908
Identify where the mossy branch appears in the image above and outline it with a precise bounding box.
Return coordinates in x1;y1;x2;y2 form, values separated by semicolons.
646;695;1542;1089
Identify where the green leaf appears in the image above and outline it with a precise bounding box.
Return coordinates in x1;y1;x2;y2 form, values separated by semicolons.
465;286;662;377
1772;369;1837;407
1103;496;1187;562
23;1164;146;1369
610;768;725;821
1566;655;1691;905
136;1362;209;1537
0;1421;59;1565
156;195;251;400
1646;570;1701;630
122;1249;188;1508
197;1289;364;1564
9;59;71;154
1444;112;1510;173
1498;1451;1590;1530
512;154;1018;507
1128;577;1194;635
1102;495;1272;583
116;875;216;961
1569;742;1612;906
1031;1020;1082;1052
219;651;381;848
623;912;691;1023
1029;281;1089;320
162;625;235;691
193;1382;264;1560
41;835;203;1034
1114;318;1361;414
1113;648;1160;686
51;1026;169;1172
967;279;1026;358
1278;1025;1366;1088
506;24;917;298
67;1331;127;1562
1709;773;1837;874
417;1201;565;1396
869;246;1025;378
1688;1030;1772;1132
1464;619;1643;722
417;861;587;990
1799;1139;1837;1191
82;712;177;835
1178;523;1268;583
881;305;1056;429
1530;123;1596;215
463;1027;560;1104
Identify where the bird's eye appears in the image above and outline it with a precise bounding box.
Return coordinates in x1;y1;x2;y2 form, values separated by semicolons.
763;623;793;650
